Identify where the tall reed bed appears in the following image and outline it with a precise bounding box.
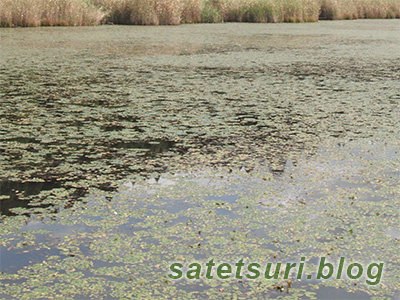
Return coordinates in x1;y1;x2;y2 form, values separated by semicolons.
94;0;203;25
95;0;323;24
320;0;400;20
0;0;105;27
1;0;399;27
213;0;321;23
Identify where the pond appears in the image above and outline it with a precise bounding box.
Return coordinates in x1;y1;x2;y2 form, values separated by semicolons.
0;20;399;299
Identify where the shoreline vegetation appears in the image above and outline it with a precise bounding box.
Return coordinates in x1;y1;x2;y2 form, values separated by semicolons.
0;0;399;27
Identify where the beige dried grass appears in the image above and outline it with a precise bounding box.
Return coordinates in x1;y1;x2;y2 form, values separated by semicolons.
1;0;399;27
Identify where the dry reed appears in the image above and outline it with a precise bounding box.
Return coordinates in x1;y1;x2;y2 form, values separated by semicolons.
1;0;399;27
320;0;400;19
0;0;105;27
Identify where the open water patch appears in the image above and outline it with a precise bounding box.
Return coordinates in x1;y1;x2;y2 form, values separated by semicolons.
1;140;399;299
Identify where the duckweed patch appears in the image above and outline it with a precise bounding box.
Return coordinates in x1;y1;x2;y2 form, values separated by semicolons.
1;21;400;299
1;21;400;216
1;140;399;299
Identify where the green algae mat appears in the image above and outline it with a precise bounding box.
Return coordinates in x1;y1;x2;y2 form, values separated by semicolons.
1;20;400;299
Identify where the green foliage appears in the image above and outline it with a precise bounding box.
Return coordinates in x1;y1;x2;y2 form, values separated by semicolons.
201;0;224;22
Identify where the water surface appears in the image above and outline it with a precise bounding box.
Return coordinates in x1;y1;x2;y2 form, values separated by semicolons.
1;20;399;299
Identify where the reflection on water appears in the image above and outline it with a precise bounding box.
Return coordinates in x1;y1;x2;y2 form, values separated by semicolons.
1;140;398;299
0;21;400;298
1;21;400;214
110;140;175;152
0;180;61;215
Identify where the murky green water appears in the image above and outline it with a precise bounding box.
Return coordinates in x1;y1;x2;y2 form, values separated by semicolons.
1;20;399;299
